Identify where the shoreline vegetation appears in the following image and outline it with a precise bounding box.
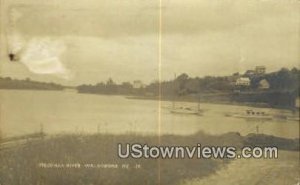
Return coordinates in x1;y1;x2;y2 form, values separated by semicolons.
0;77;64;90
76;67;299;110
0;131;299;185
0;67;299;109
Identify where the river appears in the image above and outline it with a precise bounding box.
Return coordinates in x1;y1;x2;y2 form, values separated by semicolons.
0;90;298;138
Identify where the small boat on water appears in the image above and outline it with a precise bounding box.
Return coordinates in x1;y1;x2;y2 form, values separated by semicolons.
231;109;273;120
170;93;204;116
170;74;204;116
171;106;204;116
287;116;300;122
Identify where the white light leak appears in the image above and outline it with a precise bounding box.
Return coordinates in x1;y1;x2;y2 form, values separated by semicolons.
6;8;72;80
20;38;72;80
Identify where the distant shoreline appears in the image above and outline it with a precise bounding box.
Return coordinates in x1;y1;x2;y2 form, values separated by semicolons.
0;88;63;91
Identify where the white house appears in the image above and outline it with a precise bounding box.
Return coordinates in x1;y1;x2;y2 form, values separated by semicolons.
258;79;270;89
235;77;251;86
133;80;144;89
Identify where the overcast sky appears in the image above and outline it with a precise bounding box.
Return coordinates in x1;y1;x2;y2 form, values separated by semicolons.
0;0;299;85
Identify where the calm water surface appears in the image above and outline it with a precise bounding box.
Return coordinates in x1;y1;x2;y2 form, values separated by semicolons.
0;90;298;138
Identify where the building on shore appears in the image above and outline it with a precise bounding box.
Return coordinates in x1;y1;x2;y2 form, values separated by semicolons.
255;66;266;75
258;79;270;89
133;80;144;89
235;77;251;86
243;66;266;77
244;70;256;76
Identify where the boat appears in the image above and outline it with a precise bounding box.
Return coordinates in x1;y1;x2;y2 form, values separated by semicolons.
171;106;204;116
232;109;273;120
170;94;204;116
170;74;204;116
286;116;300;122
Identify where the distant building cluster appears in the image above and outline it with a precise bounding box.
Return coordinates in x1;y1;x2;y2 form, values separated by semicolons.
234;66;270;89
244;66;266;77
255;66;266;75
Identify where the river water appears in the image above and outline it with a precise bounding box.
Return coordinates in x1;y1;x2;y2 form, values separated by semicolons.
0;90;298;138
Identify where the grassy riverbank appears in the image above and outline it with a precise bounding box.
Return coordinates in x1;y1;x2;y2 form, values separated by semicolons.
0;132;298;185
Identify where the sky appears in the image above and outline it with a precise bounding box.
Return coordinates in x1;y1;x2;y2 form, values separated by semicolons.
0;0;299;85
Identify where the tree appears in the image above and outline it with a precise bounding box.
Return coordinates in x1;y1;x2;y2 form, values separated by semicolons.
106;78;115;86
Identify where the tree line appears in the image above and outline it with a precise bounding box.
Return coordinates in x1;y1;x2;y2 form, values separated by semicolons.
77;67;300;97
0;77;64;90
